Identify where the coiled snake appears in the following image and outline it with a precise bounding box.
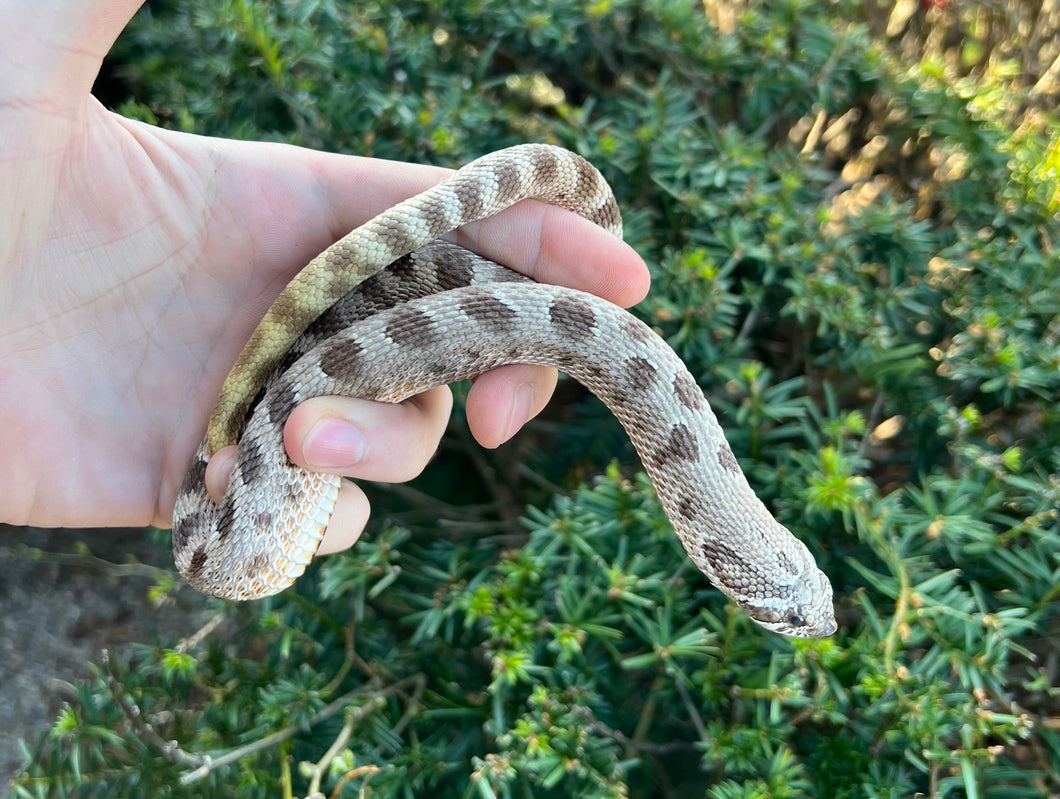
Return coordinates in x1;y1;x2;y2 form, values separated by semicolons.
172;144;836;638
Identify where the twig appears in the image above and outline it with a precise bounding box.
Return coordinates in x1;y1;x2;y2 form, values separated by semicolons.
449;418;522;530
389;673;426;738
304;700;381;796
585;718;693;756
329;765;384;799
322;622;358;697
733;305;760;348
174;612;227;654
0;543;169;581
179;676;422;785
673;674;710;742
858;391;888;460
103;650;202;769
369;479;491;517
514;460;567;495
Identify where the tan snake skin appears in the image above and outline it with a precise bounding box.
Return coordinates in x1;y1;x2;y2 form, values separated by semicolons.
172;144;836;638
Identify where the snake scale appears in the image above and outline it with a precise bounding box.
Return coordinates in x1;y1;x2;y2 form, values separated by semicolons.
172;144;836;638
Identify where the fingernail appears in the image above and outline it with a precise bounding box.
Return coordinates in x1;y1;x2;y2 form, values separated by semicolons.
504;383;535;442
304;418;367;470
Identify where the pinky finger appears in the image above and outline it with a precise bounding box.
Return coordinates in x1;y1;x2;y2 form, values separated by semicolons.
316;479;371;555
204;440;371;556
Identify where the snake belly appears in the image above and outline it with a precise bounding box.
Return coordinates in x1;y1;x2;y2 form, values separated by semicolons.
172;145;836;638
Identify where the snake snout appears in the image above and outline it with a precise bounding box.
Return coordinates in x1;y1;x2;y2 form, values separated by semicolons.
799;569;838;638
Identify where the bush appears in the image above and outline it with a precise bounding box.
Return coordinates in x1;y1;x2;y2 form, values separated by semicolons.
12;0;1059;797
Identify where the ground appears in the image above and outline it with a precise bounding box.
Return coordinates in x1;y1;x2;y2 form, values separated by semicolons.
0;526;194;783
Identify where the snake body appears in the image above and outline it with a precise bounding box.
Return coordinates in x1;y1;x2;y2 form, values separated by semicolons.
172;144;836;638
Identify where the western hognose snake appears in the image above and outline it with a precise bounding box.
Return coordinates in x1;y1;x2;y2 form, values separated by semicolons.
172;144;836;638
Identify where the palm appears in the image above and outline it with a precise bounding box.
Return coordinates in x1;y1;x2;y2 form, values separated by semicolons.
3;101;325;525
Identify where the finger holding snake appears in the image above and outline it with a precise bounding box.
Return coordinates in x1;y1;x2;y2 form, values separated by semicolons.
202;196;635;554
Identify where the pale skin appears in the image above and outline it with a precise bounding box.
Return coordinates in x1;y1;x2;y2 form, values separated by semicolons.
0;0;649;554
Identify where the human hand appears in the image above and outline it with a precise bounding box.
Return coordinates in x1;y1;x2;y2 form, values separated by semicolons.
0;0;649;552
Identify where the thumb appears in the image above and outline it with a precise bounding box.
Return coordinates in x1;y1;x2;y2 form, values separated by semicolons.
2;0;145;101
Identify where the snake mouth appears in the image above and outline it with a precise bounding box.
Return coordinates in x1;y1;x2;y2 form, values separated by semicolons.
751;613;837;638
751;616;835;638
743;587;837;638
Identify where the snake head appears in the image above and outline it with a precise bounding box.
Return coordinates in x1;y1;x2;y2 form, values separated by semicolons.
697;531;837;638
740;565;837;638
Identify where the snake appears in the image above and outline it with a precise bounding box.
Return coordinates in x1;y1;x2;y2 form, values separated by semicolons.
171;144;836;638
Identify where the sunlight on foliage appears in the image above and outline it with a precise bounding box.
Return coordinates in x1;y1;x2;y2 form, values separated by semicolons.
11;0;1059;797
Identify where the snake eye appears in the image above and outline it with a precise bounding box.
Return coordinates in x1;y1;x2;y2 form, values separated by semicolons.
787;614;805;628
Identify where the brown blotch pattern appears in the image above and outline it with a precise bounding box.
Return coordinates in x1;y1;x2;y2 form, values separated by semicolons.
549;297;597;339
700;536;733;565
673;372;704;411
717;441;740;473
625;356;658;392
176;149;735;601
171;511;199;552
253;510;274;532
416;200;448;233
573;361;613;398
698;537;744;580
275;344;305;375
435;257;476;291
332;278;388;318
580;363;608;385
573;155;596;194
702;538;766;597
453;180;486;221
216;497;237;541
386;254;420;283
378;218;418;258
620;315;653;344
492;161;521;203
532;148;560;187
181;457;208;495
266;385;299;427
592;195;622;230
385;306;436;347
188;547;208;577
661;423;699;462
319;337;365;378
239;440;268;487
675;491;703;523
459;295;518;331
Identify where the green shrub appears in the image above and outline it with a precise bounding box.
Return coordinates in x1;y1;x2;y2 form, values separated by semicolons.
12;0;1058;797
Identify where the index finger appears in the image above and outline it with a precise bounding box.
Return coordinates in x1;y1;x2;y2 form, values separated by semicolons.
452;200;650;308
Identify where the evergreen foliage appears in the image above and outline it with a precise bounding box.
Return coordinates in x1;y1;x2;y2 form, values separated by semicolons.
11;0;1059;796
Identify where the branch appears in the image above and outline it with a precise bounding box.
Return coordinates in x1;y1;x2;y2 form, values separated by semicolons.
1;543;169;582
179;675;423;785
103;650;201;770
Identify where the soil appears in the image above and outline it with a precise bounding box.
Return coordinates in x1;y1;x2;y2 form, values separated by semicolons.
0;526;197;785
